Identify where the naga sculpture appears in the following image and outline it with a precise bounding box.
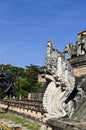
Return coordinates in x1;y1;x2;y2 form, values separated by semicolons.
43;40;84;120
64;43;77;58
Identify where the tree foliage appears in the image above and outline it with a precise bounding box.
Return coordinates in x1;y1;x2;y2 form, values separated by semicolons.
25;64;41;92
0;64;42;98
15;78;29;98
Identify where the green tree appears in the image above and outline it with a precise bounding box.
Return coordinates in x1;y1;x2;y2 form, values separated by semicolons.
0;64;42;98
15;77;30;98
25;64;41;92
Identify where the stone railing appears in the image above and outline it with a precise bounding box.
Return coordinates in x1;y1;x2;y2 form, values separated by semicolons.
0;99;44;115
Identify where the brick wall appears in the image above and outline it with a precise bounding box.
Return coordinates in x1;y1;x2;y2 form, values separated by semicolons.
73;66;86;77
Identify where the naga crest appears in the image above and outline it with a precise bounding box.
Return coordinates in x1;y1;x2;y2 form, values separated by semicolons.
46;40;75;89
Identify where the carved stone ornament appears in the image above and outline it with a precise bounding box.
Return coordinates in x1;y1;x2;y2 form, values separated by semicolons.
43;40;84;120
64;35;86;58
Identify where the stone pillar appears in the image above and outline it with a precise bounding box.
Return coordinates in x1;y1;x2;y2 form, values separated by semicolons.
28;93;31;100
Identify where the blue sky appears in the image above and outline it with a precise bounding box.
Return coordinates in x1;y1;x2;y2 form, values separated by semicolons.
0;0;86;68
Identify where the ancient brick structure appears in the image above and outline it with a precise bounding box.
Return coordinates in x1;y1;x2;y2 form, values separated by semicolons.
68;55;86;77
42;31;86;129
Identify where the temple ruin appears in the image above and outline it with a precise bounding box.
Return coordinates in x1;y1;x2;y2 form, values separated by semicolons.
41;30;86;130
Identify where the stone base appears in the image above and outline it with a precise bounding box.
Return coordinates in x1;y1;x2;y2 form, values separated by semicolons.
47;119;86;130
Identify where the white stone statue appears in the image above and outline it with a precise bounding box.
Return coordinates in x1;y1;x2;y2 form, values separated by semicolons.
43;40;76;120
